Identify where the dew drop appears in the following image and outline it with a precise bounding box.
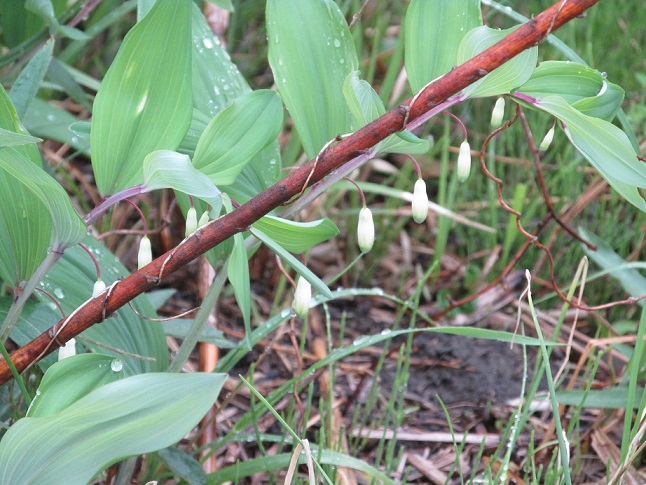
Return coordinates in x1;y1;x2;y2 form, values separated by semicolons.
333;38;341;48
380;328;391;336
54;288;65;299
46;114;55;121
111;359;123;372
203;38;214;49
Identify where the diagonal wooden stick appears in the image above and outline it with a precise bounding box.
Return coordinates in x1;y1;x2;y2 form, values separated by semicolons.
0;0;601;384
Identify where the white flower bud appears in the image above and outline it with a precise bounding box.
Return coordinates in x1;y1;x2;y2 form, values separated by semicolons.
185;207;198;237
138;236;152;269
197;210;210;228
457;140;471;182
92;278;106;297
58;338;76;361
411;179;428;224
539;126;555;151
357;207;375;253
490;97;505;128
292;276;312;319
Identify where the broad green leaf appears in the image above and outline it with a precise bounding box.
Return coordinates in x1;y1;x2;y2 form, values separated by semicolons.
342;70;430;155
1;298;59;370
0;373;225;485
404;0;482;92
23;98;90;154
534;96;646;198
266;0;358;159
27;354;125;418
0;86;51;286
40;237;169;374
91;0;192;195
516;61;624;121
252;215;339;254
457;25;537;98
250;227;332;299
192;90;282;185
579;228;646;306
67;120;91;141
0;149;86;250
9;38;54;119
157;447;207;485
0;128;41;147
188;3;282;200
142;150;222;215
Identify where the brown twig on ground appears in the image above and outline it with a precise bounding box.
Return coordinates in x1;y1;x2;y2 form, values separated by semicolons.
0;0;604;384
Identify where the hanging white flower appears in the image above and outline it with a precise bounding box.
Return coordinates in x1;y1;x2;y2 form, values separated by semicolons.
490;97;505;128
185;207;198;237
539;126;555;151
197;210;210;228
457;140;471;182
357;207;375;253
137;236;152;269
411;179;428;224
58;338;76;361
92;278;106;297
292;276;312;319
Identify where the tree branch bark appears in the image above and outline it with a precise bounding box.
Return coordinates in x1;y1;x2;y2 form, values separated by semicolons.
0;0;601;384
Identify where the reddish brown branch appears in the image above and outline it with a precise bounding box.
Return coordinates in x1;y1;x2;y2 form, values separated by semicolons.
0;0;602;384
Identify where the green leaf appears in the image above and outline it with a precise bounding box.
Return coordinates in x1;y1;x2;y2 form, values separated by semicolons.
188;3;282;201
557;388;641;409
342;70;430;155
23;98;90;154
27;354;126;418
161;319;235;348
579;228;646;306
252;215;339;254
533;96;646;208
266;0;358;159
39;237;169;374
0;298;59;370
210;449;396;485
192;90;282;185
404;0;482;92
515;61;624;121
142;150;222;215
91;0;192;195
250;227;332;299
457;25;538;98
228;231;251;348
0;128;41;147
9;38;54;119
205;0;233;11
25;0;89;40
0;373;225;485
46;58;93;112
157;447;207;485
0;148;86;250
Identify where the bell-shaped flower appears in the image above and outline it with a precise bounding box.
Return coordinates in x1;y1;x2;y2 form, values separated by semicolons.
539;126;555;151
411;179;428;224
490;97;505;128
137;235;152;269
357;206;375;253
292;276;312;319
457;140;471;182
92;278;106;297
185;207;198;237
198;210;210;228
